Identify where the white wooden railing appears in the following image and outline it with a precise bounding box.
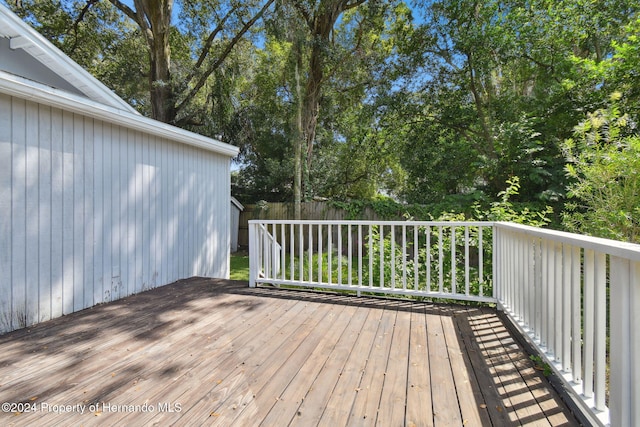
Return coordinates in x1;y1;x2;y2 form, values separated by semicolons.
248;219;640;427
249;220;494;303
494;222;640;427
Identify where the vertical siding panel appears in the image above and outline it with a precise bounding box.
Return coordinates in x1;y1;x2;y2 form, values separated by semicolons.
182;147;188;276
159;140;169;283
172;142;180;282
73;114;84;312
209;154;217;277
140;134;146;289
0;94;12;333
139;135;151;291
115;126;126;299
201;152;208;276
50;107;63;318
38;104;52;323
93;120;104;305
156;138;162;286
162;140;172;283
209;153;216;276
62;109;75;314
120;126;129;299
159;138;165;285
108;125;120;301
160;140;171;283
199;150;204;275
126;128;135;295
214;154;222;277
185;147;196;276
208;153;215;275
187;148;193;276
194;152;205;276
179;143;185;279
155;137;162;284
102;123;112;303
224;155;231;278
225;156;231;276
11;97;27;329
146;135;153;287
84;118;94;308
134;131;142;293
201;151;209;276
124;126;130;297
113;125;123;301
189;147;194;276
150;135;159;287
184;145;189;278
25;101;40;326
206;153;214;277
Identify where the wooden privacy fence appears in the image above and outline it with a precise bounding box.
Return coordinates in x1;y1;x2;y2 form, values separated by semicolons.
249;219;640;427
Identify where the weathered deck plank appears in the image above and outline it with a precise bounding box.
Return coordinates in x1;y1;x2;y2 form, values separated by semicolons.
0;278;579;426
405;305;433;427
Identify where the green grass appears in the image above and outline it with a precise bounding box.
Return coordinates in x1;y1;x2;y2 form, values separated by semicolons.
230;251;250;281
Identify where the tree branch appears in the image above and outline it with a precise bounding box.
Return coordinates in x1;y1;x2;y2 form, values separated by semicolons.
66;0;99;52
341;0;366;12
174;0;275;117
193;6;238;69
108;0;140;26
292;2;313;28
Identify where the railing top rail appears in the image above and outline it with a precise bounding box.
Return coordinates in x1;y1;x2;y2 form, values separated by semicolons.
496;221;640;261
248;219;493;227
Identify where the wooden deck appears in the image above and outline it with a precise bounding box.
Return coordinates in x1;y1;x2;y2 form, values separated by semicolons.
0;278;579;426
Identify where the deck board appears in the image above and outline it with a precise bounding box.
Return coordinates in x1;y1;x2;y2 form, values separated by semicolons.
0;278;579;426
405;305;433;427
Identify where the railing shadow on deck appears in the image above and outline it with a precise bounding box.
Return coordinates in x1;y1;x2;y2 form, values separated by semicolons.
241;281;576;425
249;219;640;427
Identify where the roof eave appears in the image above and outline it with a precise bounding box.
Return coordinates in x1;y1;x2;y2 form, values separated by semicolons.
0;70;239;158
0;4;140;114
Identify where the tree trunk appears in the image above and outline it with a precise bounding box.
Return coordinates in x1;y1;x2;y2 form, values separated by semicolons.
291;0;366;205
141;0;175;123
293;40;304;220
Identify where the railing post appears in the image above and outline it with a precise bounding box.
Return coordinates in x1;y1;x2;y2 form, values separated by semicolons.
493;224;501;308
248;221;257;288
609;257;640;426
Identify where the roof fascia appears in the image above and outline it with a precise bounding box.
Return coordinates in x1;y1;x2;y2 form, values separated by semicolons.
0;70;239;158
0;4;140;114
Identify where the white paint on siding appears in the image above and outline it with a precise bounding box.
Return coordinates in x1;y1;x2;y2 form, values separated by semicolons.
0;95;10;329
0;93;231;334
38;104;52;322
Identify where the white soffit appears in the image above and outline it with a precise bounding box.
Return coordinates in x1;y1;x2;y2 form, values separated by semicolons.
0;3;139;114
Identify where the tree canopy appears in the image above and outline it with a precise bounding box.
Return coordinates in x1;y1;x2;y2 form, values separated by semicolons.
8;0;640;237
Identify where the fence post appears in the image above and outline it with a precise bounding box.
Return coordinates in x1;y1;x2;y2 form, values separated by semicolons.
249;221;257;288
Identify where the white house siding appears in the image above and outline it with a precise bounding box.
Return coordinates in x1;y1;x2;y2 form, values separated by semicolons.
0;93;231;333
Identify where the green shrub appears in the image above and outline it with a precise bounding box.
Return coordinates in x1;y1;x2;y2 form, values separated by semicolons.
562;96;640;243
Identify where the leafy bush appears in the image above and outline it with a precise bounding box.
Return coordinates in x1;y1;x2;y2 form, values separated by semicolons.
562;97;640;243
360;178;553;299
471;176;553;227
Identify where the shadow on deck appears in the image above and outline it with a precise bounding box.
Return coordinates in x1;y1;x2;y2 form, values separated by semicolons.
0;278;579;426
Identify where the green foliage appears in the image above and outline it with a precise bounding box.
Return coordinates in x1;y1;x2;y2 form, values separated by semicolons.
230;252;250;281
361;221;492;299
562;99;640;243
530;355;553;377
386;0;638;207
328;177;553;227
13;0;640;223
471;177;554;227
354;178;552;300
